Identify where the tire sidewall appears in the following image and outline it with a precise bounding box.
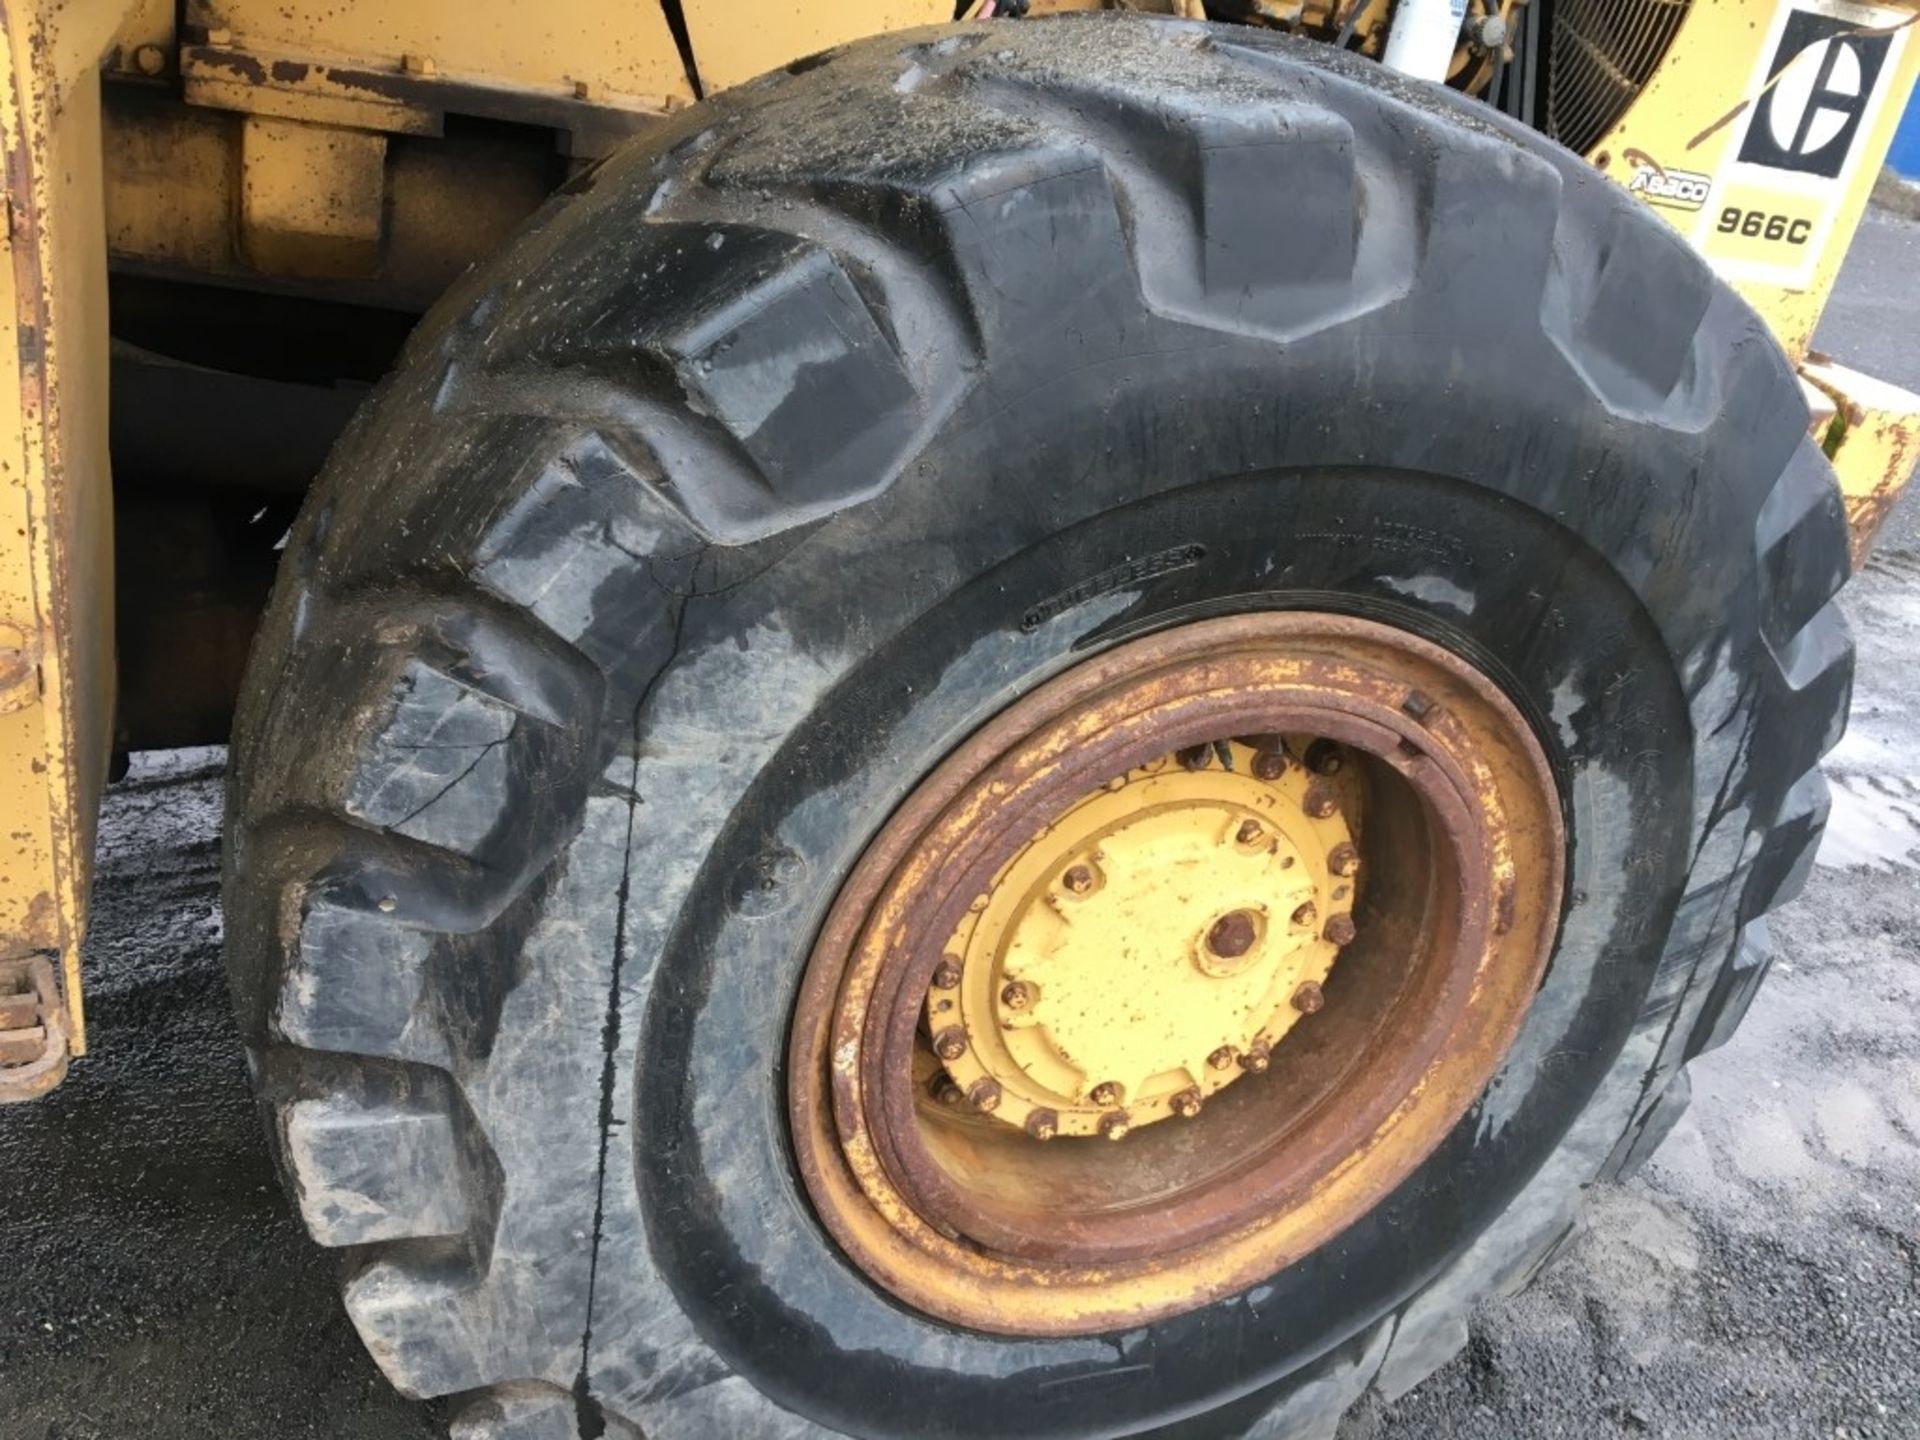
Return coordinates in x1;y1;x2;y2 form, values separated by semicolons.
632;457;1692;1439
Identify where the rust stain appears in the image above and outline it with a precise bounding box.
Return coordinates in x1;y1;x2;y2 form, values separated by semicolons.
197;46;269;85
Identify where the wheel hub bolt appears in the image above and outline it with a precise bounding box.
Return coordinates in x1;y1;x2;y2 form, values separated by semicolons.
1305;739;1344;776
1090;1080;1124;1107
1206;909;1260;959
931;956;963;989
1324;914;1357;947
1240;1039;1273;1073
931;1076;965;1107
1170;1088;1203;1119
1207;1045;1237;1071
1303;783;1339;819
1235;818;1265;846
1252;749;1288;781
1000;979;1036;1010
968;1078;1003;1113
1291;981;1326;1014
1328;842;1360;877
1062;863;1096;896
1025;1108;1059;1141
1291;900;1318;928
1099;1111;1132;1141
933;1027;969;1061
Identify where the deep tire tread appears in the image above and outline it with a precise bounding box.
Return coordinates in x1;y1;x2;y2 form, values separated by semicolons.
222;17;1857;1440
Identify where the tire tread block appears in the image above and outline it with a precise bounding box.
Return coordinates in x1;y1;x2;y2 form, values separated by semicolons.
930;145;1144;394
665;244;922;510
273;896;448;1067
282;1095;470;1246
1687;919;1776;1060
1742;771;1831;920
345;659;520;856
1544;202;1714;420
1757;439;1853;659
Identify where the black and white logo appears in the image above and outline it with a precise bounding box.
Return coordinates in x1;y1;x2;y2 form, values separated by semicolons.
1739;9;1893;178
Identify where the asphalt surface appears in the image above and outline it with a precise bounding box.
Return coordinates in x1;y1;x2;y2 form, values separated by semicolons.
2;209;1917;1440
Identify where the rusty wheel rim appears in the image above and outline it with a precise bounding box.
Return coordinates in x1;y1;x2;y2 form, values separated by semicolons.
789;613;1563;1336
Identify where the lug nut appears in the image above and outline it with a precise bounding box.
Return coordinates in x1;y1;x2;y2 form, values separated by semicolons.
1170;1087;1204;1119
1240;1039;1273;1073
1025;1108;1059;1141
1235;819;1265;846
1291;901;1318;928
1252;749;1288;781
933;1027;969;1062
1090;1080;1124;1107
1324;914;1357;947
1099;1111;1132;1141
1206;909;1260;960
1208;1045;1237;1071
1328;842;1360;878
931;1076;966;1107
932;956;963;989
1063;863;1096;896
1303;783;1339;819
968;1078;1003;1112
1291;981;1326;1014
1304;739;1344;776
1000;979;1036;1010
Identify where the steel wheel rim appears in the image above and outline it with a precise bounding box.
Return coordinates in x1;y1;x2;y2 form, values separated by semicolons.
789;612;1564;1336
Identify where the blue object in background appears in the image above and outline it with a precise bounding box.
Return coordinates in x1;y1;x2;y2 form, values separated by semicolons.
1892;87;1920;179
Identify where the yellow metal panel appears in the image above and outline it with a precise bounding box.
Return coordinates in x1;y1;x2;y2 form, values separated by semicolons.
0;0;123;1072
185;0;693;108
103;97;236;273
679;0;953;92
103;90;560;309
1592;0;1920;359
238;115;387;278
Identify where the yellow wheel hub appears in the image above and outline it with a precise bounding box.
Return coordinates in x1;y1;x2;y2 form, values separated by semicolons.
924;741;1356;1139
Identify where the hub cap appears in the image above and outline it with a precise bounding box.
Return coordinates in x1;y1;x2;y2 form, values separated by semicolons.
789;613;1563;1336
924;743;1356;1139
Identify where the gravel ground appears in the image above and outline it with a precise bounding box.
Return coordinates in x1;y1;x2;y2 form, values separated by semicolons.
1;211;1916;1440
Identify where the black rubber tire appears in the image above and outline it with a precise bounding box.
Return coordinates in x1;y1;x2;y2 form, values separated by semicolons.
223;16;1851;1440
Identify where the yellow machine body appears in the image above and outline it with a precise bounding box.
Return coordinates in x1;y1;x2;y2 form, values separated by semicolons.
1588;0;1920;553
0;0;1915;1097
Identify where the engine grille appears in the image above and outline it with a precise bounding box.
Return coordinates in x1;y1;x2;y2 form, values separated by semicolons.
1546;0;1695;155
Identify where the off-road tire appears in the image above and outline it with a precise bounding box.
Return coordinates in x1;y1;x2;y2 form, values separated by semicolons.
224;16;1851;1439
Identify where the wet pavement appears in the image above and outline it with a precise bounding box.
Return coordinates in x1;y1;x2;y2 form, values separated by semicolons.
1;210;1917;1440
